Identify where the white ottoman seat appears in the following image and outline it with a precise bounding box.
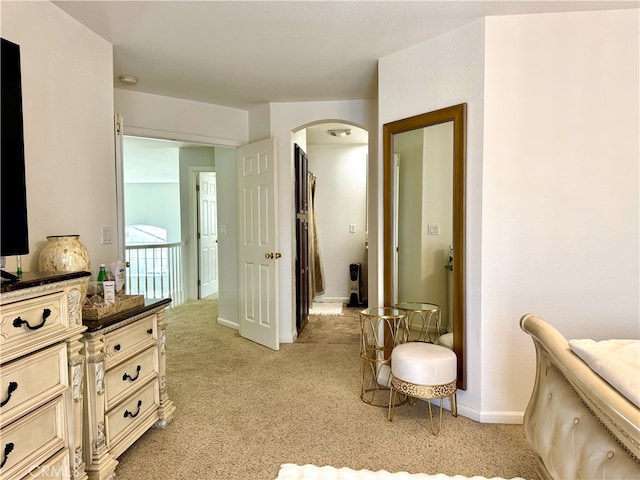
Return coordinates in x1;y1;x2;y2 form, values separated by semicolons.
388;342;458;435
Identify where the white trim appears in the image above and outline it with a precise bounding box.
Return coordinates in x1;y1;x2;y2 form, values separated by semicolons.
217;317;238;330
419;398;524;425
114;114;126;262
125;125;245;148
478;410;524;425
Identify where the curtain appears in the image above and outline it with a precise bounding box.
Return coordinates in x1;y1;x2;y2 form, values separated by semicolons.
308;172;325;298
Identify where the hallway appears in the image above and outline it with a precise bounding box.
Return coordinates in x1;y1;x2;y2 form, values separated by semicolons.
296;303;361;344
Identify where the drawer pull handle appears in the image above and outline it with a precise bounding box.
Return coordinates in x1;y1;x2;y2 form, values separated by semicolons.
1;443;14;469
114;344;121;351
147;328;153;335
0;382;18;408
124;400;142;419
12;308;51;331
123;365;141;382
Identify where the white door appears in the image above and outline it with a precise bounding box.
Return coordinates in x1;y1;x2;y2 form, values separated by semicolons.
238;138;279;350
199;172;218;298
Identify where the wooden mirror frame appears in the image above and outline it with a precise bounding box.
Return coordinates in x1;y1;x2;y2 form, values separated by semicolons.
383;103;467;390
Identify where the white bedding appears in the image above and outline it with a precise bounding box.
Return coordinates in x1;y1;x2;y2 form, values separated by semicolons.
275;464;527;480
568;338;640;407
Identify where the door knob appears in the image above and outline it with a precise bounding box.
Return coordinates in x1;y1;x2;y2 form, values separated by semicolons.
275;252;282;259
265;252;274;259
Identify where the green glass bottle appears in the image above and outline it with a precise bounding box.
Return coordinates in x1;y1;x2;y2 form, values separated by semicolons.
96;264;108;298
97;264;107;283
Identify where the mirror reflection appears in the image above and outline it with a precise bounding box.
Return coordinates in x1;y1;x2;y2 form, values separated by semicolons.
383;104;466;389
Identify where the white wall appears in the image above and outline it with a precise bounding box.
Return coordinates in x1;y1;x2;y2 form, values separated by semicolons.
482;10;639;418
214;147;239;328
266;100;378;342
125;184;181;242
123;139;181;243
115;89;249;147
379;19;486;418
307;144;368;302
1;1;117;279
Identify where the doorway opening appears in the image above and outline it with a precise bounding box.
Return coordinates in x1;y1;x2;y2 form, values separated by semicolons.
292;122;369;335
122;136;219;305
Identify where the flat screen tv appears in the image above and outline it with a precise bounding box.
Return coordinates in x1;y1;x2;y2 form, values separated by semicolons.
1;38;29;281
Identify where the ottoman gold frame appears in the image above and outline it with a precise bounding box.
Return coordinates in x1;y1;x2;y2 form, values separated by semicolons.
388;374;458;435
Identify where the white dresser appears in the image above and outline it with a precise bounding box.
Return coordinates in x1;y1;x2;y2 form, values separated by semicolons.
81;298;174;480
0;272;90;480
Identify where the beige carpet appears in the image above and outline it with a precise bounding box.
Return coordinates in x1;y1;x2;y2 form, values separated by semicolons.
296;306;360;344
114;298;538;480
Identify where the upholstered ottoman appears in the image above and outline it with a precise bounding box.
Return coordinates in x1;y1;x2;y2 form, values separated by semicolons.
388;342;457;435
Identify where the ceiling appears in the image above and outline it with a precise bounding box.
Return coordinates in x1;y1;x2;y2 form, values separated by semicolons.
53;1;637;110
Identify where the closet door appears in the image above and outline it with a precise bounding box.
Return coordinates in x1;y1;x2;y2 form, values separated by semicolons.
294;144;309;334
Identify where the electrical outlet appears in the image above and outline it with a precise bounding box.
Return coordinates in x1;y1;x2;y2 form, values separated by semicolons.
101;225;112;245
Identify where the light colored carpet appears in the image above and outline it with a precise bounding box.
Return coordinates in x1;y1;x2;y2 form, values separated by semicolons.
114;297;538;480
296;306;360;344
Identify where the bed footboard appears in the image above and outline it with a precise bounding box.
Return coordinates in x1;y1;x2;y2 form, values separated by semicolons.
520;314;640;480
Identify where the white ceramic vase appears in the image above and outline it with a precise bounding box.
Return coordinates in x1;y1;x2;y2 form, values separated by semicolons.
38;235;91;273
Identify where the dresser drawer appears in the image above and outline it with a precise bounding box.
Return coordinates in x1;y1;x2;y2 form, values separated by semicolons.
103;316;156;369
0;396;66;480
24;448;70;480
104;346;158;411
105;378;159;450
0;343;67;428
0;292;67;363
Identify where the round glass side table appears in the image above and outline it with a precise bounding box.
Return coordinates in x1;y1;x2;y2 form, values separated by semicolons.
359;307;408;407
395;302;442;343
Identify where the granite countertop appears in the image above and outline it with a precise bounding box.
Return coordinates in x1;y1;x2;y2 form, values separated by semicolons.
82;297;172;332
0;271;91;293
1;271;170;333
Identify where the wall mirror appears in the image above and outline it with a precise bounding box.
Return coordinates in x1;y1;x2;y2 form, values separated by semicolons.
383;103;466;389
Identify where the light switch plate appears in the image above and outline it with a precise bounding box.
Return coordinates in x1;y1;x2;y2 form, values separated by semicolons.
101;225;112;245
428;224;440;235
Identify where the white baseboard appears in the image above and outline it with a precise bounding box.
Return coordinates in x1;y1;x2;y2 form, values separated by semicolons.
217;317;238;330
478;410;524;424
422;399;523;425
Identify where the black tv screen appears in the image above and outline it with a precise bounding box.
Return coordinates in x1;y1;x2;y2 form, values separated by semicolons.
1;38;29;258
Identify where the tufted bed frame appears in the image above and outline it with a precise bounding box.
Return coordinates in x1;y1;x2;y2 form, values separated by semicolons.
520;314;640;480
